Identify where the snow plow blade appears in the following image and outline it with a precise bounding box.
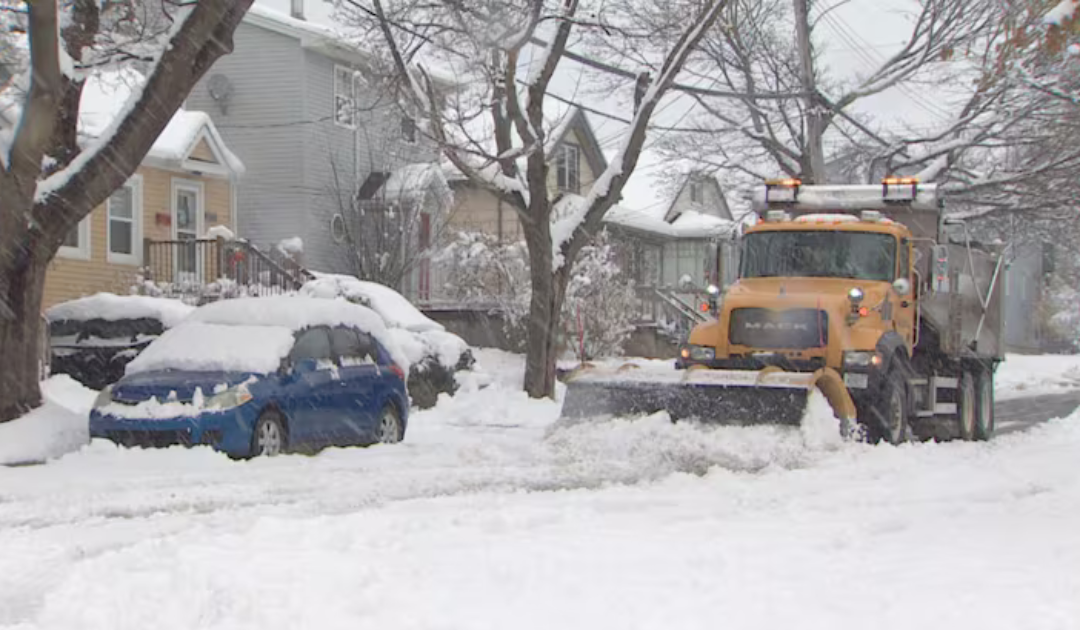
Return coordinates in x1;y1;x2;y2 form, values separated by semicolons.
559;366;856;426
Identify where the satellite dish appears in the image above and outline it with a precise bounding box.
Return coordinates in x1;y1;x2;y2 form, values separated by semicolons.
207;74;233;114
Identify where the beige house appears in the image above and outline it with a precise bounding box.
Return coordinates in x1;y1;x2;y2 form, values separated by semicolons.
443;107;608;244
43;73;243;308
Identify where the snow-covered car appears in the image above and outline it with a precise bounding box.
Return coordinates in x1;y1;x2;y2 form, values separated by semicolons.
301;274;483;408
45;294;195;390
89;297;411;458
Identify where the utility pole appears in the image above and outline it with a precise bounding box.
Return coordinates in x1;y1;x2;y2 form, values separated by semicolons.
793;0;827;183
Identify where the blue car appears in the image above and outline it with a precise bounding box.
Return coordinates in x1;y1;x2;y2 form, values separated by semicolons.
89;297;411;458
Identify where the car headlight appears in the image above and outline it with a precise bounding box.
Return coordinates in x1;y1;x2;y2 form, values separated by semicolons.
93;385;113;409
843;351;880;368
205;385;254;410
684;345;716;362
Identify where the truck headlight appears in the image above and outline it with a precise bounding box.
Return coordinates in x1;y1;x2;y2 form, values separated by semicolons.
843;351;881;368
686;345;716;361
206;386;254;410
93;385;113;409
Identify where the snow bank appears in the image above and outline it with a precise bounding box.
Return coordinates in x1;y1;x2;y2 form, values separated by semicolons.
204;225;235;240
45;293;195;328
0;376;96;465
996;353;1080;400
1045;0;1078;24
301;273;444;333
125;322;296;376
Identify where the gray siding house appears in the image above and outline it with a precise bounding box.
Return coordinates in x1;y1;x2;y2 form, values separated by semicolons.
186;3;434;275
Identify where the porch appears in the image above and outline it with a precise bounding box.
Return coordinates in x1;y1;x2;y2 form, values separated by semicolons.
139;237;314;301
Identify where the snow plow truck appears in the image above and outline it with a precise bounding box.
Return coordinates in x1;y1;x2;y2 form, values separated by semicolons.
561;178;1006;443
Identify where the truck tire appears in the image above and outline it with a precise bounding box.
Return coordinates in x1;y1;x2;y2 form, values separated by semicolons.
957;372;977;441
974;369;995;441
870;370;909;445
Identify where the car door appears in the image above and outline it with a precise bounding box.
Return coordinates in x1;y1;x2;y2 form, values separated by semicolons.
280;327;338;449
329;326;379;445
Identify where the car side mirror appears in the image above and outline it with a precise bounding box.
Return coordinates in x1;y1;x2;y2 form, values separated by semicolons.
892;278;912;296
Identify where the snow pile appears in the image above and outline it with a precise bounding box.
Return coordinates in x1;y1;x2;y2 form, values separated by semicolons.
125;322;296;376
995;353;1080;400
0;376;97;466
301;273;444;332
276;236;303;256
1045;0;1078;24
204;225;236;240
45;293;195;328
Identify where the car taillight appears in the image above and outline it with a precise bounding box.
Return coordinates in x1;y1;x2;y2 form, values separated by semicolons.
389;365;405;379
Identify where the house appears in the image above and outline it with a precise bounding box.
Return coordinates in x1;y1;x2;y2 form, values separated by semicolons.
185;2;437;277
41;71;244;309
432;106;739;355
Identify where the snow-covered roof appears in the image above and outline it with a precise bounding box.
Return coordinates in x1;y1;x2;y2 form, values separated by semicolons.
301;273;445;333
79;69;244;176
45;293;195;328
604;200;738;239
379;162;452;209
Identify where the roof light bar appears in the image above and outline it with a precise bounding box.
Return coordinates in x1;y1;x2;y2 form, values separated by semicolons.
764;178;802;205
882;176;919;203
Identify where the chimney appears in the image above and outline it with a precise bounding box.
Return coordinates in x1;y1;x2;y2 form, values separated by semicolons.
290;0;305;20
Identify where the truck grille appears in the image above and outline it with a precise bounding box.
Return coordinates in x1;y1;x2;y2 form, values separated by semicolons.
728;308;828;349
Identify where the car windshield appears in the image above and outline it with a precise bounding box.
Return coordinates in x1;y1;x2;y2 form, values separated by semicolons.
741;230;897;282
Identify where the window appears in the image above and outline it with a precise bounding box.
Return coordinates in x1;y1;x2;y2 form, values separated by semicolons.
689;180;703;204
330;327;377;364
107;178;141;265
401;115;417;143
334;65;357;128
290;328;333;363
556;143;580;193
59;218;91;260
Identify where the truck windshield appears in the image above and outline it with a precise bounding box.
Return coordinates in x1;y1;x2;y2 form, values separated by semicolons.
741;230;897;282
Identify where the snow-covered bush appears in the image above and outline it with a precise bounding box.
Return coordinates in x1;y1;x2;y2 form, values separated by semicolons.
563;230;638;360
437;229;637;359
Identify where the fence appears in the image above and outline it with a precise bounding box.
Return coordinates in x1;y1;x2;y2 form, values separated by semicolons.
141;238;314;300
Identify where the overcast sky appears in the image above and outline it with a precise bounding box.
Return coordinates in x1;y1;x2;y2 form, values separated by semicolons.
255;0;960;216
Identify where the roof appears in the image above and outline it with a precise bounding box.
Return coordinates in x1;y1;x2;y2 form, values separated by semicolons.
601;196;738;240
80;69;244;176
663;172;733;223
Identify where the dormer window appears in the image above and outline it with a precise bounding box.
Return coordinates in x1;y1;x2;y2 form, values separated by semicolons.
556;143;580;193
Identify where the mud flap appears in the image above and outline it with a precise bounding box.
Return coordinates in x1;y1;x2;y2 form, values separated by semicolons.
559;365;856;428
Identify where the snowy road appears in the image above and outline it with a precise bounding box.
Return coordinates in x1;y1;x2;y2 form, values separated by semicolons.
2;351;1079;629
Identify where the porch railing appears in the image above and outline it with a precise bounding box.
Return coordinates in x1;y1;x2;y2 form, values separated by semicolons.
140;238;315;300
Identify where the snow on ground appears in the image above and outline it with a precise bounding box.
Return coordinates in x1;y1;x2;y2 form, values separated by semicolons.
0;376;96;466
995;352;1080;400
1;349;1080;628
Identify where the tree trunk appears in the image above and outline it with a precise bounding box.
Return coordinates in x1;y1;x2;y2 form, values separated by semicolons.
0;257;48;424
521;210;570;399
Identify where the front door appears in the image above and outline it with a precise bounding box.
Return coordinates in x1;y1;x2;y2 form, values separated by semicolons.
329;326;379;444
895;238;917;351
172;181;203;282
281;327;339;449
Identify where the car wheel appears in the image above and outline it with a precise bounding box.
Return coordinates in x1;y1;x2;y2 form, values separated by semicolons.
252;410;287;457
974;368;995;441
377;404;403;444
957;371;976;441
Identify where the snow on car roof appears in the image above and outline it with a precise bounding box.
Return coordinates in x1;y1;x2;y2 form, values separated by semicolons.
45;293;195;328
125;322;297;376
180;296;409;370
301;274;445;333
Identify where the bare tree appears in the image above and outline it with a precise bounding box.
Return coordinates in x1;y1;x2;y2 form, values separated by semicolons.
0;0;253;422
337;0;728;398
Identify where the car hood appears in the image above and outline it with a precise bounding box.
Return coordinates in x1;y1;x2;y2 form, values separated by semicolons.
111;370;260;404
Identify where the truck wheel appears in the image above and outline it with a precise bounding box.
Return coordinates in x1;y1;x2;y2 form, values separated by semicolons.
957;372;976;441
974;369;995;441
870;371;909;445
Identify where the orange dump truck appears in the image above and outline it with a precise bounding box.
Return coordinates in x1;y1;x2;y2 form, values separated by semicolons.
561;179;1006;443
